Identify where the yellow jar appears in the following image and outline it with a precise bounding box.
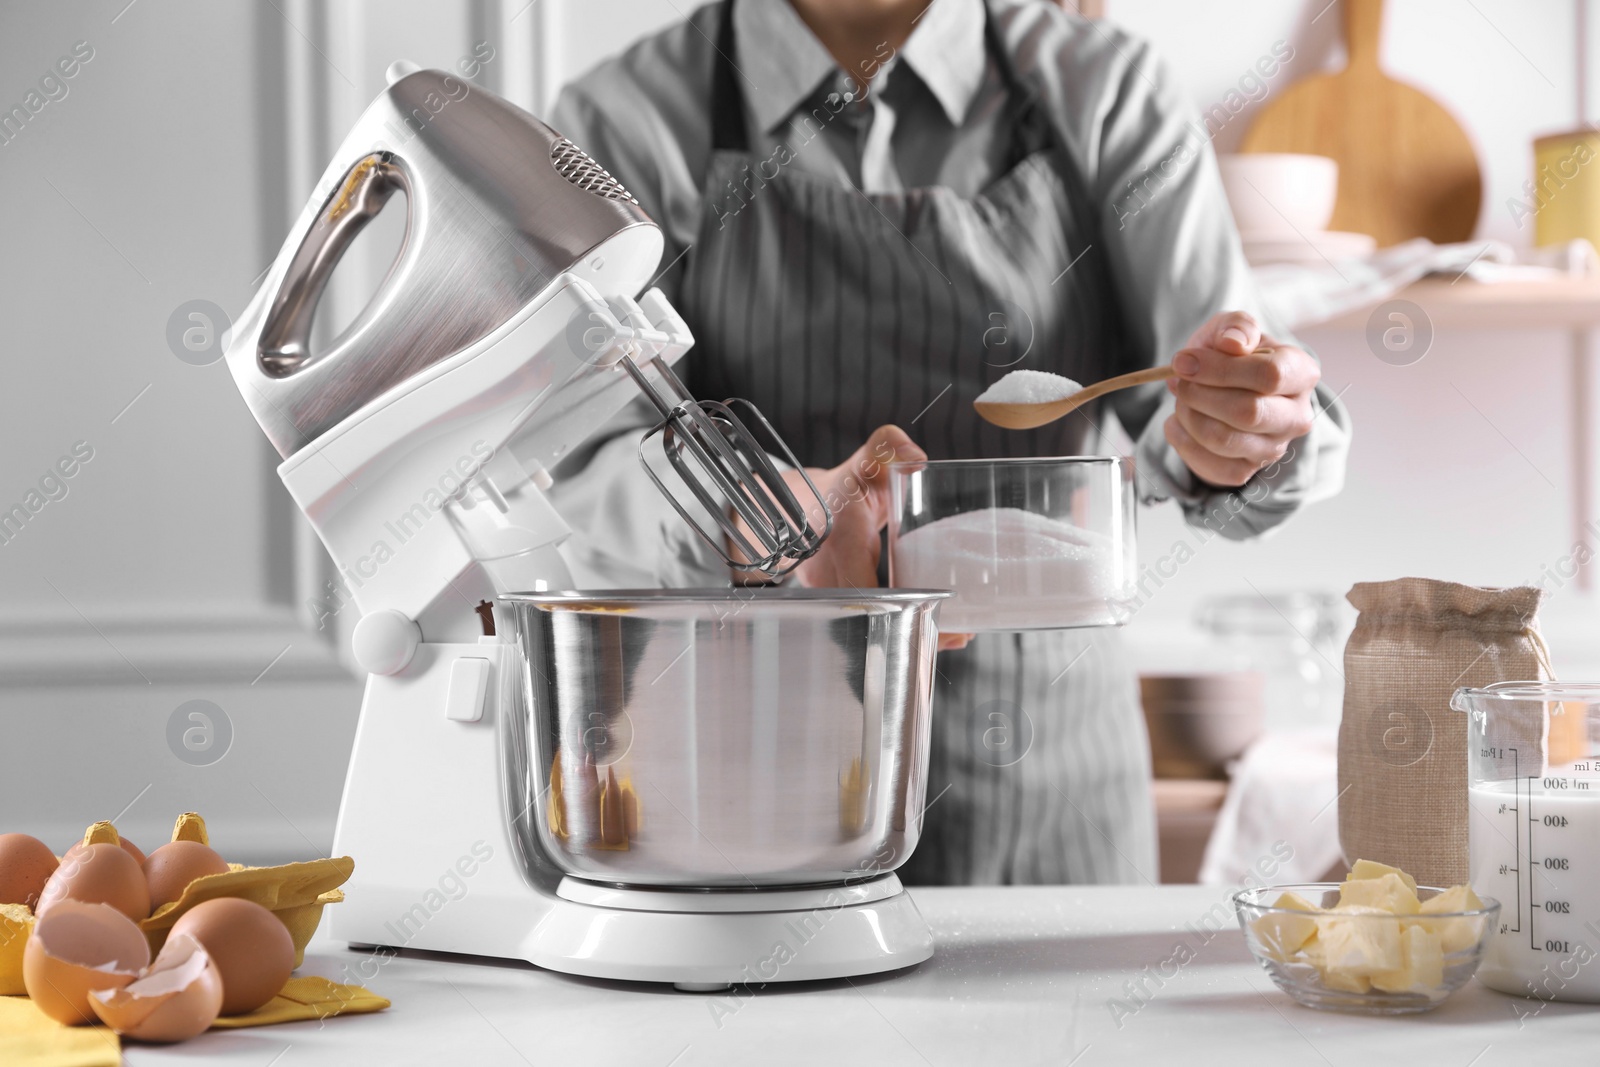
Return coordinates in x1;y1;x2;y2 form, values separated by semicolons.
1532;129;1600;248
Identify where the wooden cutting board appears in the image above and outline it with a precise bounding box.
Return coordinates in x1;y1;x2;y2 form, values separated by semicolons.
1240;0;1481;246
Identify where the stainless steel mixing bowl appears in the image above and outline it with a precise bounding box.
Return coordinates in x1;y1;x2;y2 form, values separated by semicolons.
498;588;948;888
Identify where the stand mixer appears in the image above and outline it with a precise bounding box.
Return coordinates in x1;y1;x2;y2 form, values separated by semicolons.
223;64;945;988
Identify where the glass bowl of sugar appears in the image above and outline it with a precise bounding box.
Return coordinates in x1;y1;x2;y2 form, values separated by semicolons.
887;457;1137;632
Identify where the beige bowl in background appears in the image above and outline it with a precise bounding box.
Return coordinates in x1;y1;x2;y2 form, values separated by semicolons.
1140;672;1266;780
1218;153;1339;237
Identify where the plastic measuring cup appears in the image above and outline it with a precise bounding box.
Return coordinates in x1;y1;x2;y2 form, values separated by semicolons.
1452;682;1600;1002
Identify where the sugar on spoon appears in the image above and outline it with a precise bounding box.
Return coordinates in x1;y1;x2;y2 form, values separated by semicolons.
973;349;1273;431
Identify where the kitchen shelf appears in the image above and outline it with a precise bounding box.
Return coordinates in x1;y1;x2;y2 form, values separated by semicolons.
1313;277;1600;330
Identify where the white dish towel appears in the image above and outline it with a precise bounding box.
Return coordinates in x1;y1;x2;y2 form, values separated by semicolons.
1198;729;1344;886
1255;237;1598;331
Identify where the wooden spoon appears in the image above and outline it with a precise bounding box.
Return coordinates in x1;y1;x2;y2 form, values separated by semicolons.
975;347;1276;430
974;366;1175;430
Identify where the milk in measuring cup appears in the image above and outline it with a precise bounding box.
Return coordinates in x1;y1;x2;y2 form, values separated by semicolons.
1468;777;1600;1002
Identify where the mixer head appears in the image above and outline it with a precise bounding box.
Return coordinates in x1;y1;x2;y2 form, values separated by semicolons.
226;66;662;459
225;65;829;581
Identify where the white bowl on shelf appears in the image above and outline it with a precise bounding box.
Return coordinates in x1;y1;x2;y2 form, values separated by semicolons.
1219;153;1339;237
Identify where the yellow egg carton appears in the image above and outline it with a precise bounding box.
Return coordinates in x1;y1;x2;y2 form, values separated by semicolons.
0;814;353;995
0;903;31;995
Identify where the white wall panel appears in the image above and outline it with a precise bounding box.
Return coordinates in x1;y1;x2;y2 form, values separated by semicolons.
543;0;684;101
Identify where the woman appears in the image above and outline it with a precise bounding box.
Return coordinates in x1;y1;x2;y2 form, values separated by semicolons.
548;0;1350;884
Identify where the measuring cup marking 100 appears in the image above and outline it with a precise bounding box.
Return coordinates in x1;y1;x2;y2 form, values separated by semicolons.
1459;685;1600;1003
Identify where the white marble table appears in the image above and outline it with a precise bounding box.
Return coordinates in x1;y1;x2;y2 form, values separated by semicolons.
121;886;1595;1066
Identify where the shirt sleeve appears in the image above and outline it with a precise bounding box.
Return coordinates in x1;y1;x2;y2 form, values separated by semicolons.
1085;33;1351;541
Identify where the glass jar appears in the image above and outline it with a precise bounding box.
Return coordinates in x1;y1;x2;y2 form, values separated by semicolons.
1193;592;1345;731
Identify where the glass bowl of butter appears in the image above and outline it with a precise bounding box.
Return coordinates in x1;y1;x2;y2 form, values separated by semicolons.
1234;861;1499;1014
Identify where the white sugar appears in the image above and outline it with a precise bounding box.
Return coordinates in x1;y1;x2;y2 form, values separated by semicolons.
891;507;1123;630
976;370;1082;405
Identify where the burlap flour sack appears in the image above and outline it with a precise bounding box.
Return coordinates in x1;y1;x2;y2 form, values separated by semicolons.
1338;578;1552;887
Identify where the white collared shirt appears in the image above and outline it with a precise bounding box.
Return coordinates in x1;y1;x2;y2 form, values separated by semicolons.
734;0;994;194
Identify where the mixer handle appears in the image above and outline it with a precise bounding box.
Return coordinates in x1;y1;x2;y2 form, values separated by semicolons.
258;153;410;378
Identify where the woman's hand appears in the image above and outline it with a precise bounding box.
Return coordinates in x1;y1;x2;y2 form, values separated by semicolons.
1164;311;1321;487
730;424;973;651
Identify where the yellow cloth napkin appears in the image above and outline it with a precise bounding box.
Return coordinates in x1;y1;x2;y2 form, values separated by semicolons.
0;977;386;1064
0;996;119;1067
209;976;389;1028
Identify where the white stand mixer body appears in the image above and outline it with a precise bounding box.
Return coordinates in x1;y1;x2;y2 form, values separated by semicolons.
288;268;932;985
224;65;933;987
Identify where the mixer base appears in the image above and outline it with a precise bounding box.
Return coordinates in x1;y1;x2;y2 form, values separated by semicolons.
526;875;935;987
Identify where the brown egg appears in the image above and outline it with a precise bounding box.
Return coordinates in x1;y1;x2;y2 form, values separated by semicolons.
64;832;146;867
142;841;230;910
0;833;59;908
36;842;151;921
23;900;150;1024
89;933;223;1042
168;897;294;1015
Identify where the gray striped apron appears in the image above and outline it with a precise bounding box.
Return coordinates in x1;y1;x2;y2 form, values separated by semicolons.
677;0;1157;885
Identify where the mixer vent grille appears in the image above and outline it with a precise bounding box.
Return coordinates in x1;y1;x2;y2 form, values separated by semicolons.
550;139;638;204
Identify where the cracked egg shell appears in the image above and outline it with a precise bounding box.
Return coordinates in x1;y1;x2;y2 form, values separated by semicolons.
0;833;59;908
23;900;150;1024
169;897;294;1015
89;933;223;1043
36;843;150;921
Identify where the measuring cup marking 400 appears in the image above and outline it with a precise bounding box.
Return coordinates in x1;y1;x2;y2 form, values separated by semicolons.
1455;683;1600;1003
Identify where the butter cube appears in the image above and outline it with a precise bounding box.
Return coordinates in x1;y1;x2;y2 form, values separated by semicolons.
1300;936;1372;993
1416;884;1486;954
1372;925;1445;995
1315;905;1403;977
1323;971;1373;994
1251;891;1320;961
1346;859;1418;893
1338;872;1420;915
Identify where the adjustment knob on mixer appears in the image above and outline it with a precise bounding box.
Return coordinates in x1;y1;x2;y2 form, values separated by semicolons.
352;609;422;675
